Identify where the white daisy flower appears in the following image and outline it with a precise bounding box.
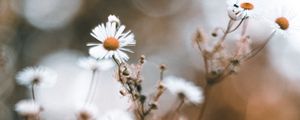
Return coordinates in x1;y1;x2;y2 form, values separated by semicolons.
98;110;134;120
15;99;41;116
78;57;115;71
227;0;258;20
88;15;136;63
108;14;121;26
162;76;204;104
77;105;99;120
262;5;300;38
16;66;57;87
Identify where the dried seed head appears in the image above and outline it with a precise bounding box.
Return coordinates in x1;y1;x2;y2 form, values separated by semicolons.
159;64;166;71
240;2;254;10
149;102;158;110
139;95;146;103
103;37;120;51
230;59;240;66
211;32;218;37
158;84;164;90
79;111;92;120
139;55;146;64
194;29;206;43
120;89;127;96
122;68;130;76
275;17;289;30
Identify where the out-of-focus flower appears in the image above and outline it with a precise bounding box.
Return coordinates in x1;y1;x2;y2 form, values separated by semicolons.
78;57;115;71
227;0;257;20
162;76;204;104
262;6;300;38
15;100;41;116
87;15;136;63
108;15;121;27
227;3;247;21
16;66;57;87
98;110;134;120
77;105;98;120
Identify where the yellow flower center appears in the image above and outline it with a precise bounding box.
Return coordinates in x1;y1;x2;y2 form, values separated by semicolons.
240;2;254;10
103;37;120;51
275;17;289;30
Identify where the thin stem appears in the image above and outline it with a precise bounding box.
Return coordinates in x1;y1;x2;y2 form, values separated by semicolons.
220;19;234;43
212;19;234;54
175;99;185;113
160;70;164;82
241;18;249;36
241;30;276;61
112;55;121;67
31;83;36;101
169;99;185;120
84;70;96;105
228;17;247;33
89;70;100;104
197;85;212;120
242;99;249;120
195;39;209;75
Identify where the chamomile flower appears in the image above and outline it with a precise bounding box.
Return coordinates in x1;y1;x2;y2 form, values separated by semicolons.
15;100;41;116
88;15;136;63
262;5;300;38
227;0;258;20
78;57;115;71
77;105;98;120
162;76;204;104
98;110;134;120
16;66;57;87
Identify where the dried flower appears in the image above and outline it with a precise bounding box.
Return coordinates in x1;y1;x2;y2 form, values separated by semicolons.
15;100;41;116
88;15;136;63
16;66;57;87
162;76;204;104
77;105;98;120
78;57;115;71
108;14;121;27
98;110;134;120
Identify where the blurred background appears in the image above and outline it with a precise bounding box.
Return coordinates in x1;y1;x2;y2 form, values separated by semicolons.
1;0;300;119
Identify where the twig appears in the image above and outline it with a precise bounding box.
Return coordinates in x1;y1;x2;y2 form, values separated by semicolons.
197;85;212;120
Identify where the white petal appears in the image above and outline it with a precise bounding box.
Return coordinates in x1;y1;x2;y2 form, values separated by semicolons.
86;43;101;46
116;50;129;62
89;46;108;59
115;25;126;38
119;48;134;53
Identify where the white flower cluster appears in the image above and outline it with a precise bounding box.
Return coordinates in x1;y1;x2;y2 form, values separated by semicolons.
15;100;41;116
16;66;57;87
163;76;204;104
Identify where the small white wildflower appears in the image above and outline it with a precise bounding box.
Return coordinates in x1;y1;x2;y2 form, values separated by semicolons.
162;76;204;104
227;0;258;20
16;66;57;87
108;15;121;26
77;105;98;120
15;99;41;116
88;15;136;63
98;110;134;120
78;57;115;71
262;5;300;38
